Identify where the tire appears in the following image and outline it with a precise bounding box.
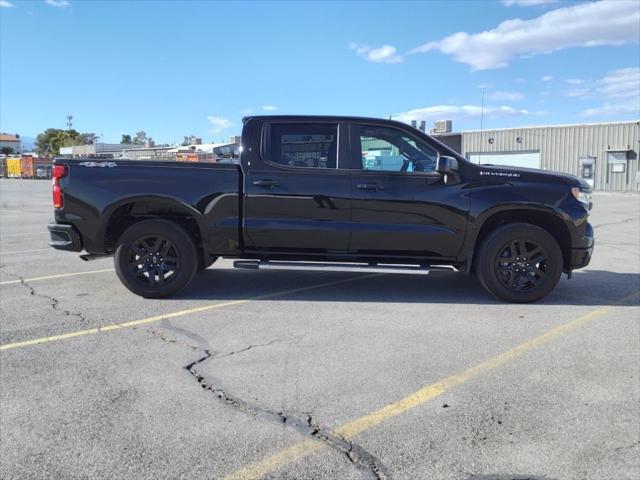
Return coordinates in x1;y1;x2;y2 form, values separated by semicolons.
475;223;563;303
114;219;198;298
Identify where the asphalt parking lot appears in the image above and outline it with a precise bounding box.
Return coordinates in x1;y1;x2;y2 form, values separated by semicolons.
0;178;639;480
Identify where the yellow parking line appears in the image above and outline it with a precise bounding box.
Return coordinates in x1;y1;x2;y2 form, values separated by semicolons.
0;268;114;286
0;274;379;352
223;290;640;480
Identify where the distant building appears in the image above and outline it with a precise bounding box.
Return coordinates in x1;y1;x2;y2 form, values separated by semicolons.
59;143;174;159
0;134;21;154
213;136;241;159
183;135;203;146
58;135;242;162
431;120;639;192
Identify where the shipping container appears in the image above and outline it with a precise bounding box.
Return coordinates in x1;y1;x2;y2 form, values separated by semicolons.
20;157;34;178
176;152;199;162
6;157;21;178
34;158;53;179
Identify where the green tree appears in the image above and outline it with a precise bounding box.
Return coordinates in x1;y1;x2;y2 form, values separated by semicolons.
121;132;152;145
0;146;14;155
80;133;99;145
35;128;89;156
36;128;64;156
134;131;148;145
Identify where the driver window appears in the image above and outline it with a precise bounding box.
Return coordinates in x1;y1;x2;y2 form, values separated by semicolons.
358;125;438;173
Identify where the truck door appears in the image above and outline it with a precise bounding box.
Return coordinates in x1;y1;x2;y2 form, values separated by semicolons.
347;121;467;260
244;120;351;253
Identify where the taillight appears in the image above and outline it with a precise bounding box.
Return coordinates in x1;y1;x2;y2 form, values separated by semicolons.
52;165;68;209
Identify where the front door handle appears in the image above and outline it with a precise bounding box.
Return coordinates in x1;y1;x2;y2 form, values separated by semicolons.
253;179;279;188
356;183;384;191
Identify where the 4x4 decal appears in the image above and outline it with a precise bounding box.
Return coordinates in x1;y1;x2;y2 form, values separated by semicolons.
78;161;118;168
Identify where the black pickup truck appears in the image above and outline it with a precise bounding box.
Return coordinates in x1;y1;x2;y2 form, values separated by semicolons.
48;115;593;302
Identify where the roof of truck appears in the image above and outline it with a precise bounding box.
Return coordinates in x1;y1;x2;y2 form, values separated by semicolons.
242;114;409;125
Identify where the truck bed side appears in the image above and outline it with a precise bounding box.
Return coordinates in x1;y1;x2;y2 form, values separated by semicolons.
53;159;242;260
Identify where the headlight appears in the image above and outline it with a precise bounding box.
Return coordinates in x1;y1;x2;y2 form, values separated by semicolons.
571;187;592;208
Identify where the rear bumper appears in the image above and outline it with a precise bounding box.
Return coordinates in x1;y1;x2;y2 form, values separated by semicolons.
570;222;594;270
48;223;82;252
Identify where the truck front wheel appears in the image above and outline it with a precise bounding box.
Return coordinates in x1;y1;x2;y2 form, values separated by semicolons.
475;223;563;303
114;219;198;298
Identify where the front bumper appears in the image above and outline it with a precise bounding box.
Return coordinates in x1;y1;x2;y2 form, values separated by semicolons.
48;223;82;252
570;245;593;269
570;222;594;270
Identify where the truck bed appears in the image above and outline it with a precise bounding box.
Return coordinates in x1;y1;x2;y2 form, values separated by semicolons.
53;158;242;256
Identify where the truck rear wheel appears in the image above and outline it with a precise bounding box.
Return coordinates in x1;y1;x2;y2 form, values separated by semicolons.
114;219;197;298
475;223;563;303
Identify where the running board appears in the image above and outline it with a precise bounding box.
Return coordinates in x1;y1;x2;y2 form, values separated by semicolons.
233;260;458;275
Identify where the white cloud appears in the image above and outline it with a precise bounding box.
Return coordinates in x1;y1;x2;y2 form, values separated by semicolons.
207;116;234;133
580;102;639;117
598;67;640;99
349;42;404;64
565;67;639;99
393;104;544;124
540;91;551;96
566;87;590;98
565;78;586;85
45;0;70;7
541;75;553;82
262;105;277;111
578;67;640;117
0;1;15;8
477;83;493;89
238;108;253;115
515;77;527;83
409;1;640;70
501;0;557;6
486;91;525;101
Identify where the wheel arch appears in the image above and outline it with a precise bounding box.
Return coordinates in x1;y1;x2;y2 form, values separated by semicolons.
99;195;209;266
471;208;572;272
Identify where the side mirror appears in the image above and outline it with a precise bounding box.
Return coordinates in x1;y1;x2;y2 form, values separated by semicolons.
436;155;460;184
436;155;458;174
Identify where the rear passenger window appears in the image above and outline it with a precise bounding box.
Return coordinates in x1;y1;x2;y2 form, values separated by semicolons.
264;123;338;169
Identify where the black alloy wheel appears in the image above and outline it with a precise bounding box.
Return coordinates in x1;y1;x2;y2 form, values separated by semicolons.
475;223;563;303
115;219;198;298
128;235;181;286
494;239;549;292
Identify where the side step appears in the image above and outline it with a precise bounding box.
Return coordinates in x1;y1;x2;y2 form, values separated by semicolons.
233;260;458;275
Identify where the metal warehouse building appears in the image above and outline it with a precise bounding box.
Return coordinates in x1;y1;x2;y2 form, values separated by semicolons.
434;121;639;192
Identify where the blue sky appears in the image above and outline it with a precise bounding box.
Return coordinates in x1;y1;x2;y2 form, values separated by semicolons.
1;0;639;144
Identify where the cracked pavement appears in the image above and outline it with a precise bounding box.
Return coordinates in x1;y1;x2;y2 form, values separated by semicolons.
1;179;639;479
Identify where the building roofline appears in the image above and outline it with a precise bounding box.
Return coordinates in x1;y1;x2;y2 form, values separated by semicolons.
458;119;639;134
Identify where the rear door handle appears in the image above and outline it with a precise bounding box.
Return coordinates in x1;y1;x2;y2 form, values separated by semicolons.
253;179;279;188
356;183;384;191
